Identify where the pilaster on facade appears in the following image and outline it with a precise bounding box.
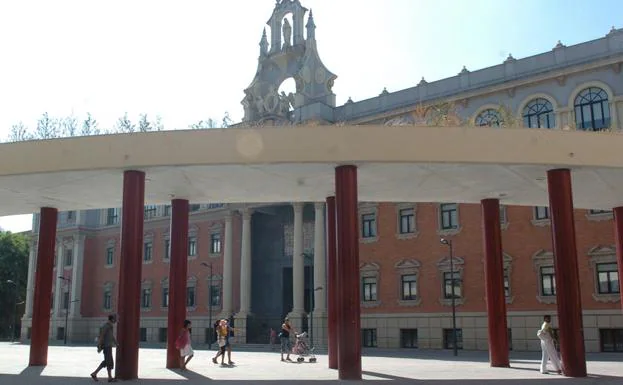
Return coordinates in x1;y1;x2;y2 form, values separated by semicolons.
69;234;86;318
220;210;235;318
313;202;326;314
291;202;305;315
239;206;253;317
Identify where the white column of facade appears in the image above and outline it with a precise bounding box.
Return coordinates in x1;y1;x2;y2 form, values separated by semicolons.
313;202;326;312
221;211;234;317
239;207;253;315
69;235;85;317
53;240;64;317
291;202;305;315
24;240;37;318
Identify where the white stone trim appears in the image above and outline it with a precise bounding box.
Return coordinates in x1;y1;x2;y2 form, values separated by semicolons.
516;92;560;126
360;262;381;308
437;256;465;306
394;259;422;306
436;203;462;236
471;104;503;126
587;245;620;303
532;249;556;304
531;206;551;227
586;209;613;221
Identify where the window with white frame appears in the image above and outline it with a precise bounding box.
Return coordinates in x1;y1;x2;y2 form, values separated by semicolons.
105;240;115;267
210;232;222;254
188;236;198;257
523;98;555;128
362;277;377;301
359;203;379;242
532;250;556;304
399;208;415;234
534;206;549;220
143;241;153;262
187;277;197;309
208;274;223;307
141;281;152;309
437;256;465;306
64;247;73;267
106;208;119;225
103;282;113;310
574;87;610;131
361;213;376;238
475;108;503;127
360;262;380;307
144;205;157;220
588;245;620;302
395;259;422;306
439;203;459;231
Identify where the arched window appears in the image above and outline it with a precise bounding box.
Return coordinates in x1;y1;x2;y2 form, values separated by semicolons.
574;87;610;131
475;108;503;127
523;98;555;128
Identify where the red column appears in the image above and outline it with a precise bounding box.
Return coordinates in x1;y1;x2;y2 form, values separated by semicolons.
115;170;145;380
612;207;623;307
166;199;189;368
29;207;58;366
335;165;361;380
326;196;338;370
547;169;586;377
481;199;510;367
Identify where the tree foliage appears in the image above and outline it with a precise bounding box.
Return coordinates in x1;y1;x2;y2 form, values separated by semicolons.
0;231;29;339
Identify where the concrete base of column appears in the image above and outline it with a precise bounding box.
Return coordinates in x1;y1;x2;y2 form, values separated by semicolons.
233;312;252;344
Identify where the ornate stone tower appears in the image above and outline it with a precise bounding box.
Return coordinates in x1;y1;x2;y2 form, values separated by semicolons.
241;0;337;124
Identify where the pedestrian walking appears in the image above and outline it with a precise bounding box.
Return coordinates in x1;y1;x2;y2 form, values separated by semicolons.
537;315;562;375
175;319;194;370
91;314;118;382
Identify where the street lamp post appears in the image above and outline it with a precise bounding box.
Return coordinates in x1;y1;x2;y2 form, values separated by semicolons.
440;238;458;357
200;262;214;349
58;276;72;345
6;280;18;342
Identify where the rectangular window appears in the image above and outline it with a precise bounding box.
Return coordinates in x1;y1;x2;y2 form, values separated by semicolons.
503;267;511;298
143;242;153;262
210;284;221;306
162;287;169;308
534;206;549;220
443;328;463;350
401;274;417;300
66;210;75;222
188;237;197;256
164;240;170;260
106;208;119;225
140;328;147;342
164;205;171;216
540;266;556;296
362;328;377;347
62;291;69;310
399;208;415;234
597;263;620;294
361;213;376;238
499;206;507;224
401;329;418;348
443;271;462;299
158;328;168;343
103;290;112;310
144;205;157;219
186;286;196;307
141;288;152;308
189;204;201;212
362;276;377;302
64;248;73;267
105;247;114;266
589;209;612;215
210;233;222;254
440;203;458;230
600;329;623;352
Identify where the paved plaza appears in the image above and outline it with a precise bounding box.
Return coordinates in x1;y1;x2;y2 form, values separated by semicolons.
0;343;622;384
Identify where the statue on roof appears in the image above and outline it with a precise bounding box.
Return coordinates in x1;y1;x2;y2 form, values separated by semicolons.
282;18;292;48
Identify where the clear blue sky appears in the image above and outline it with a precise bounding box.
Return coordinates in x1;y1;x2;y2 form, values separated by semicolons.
0;0;621;231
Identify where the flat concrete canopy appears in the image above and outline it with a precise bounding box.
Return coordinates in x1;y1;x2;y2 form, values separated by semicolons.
1;125;623;216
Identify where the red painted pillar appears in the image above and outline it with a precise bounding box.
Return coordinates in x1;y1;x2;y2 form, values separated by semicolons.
115;170;145;380
612;207;623;307
166;199;189;368
29;207;58;366
335;165;361;380
547;169;586;377
481;199;510;367
326;196;338;370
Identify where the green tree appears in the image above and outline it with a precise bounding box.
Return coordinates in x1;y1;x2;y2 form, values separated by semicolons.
81;113;100;136
0;231;29;340
115;112;135;133
60;115;79;137
138;113;153;132
34;112;60;139
8;122;32;142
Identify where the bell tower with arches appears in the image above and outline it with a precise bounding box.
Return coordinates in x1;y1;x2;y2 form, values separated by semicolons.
241;0;337;124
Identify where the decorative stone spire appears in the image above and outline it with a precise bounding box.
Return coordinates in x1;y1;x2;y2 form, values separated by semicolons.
259;28;269;56
418;77;427;86
380;87;389;96
459;66;469;75
306;9;316;40
504;53;516;63
554;40;565;49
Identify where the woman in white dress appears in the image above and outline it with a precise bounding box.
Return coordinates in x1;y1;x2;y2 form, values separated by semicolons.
176;319;194;370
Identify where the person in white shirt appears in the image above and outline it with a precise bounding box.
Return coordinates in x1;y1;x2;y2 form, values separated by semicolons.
537;315;562;375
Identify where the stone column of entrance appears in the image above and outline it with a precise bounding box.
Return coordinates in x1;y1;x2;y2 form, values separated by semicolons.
326;196;338;370
312;202;327;348
613;207;623;307
53;240;64;320
166;199;189;369
288;202;306;331
69;234;86;342
220;211;234;318
481;199;510;367
22;238;37;340
547;169;586;377
335;166;361;380
115;170;146;381
29;207;58;366
237;206;253;343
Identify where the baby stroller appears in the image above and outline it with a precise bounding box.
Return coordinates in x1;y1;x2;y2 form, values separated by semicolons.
291;332;316;363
